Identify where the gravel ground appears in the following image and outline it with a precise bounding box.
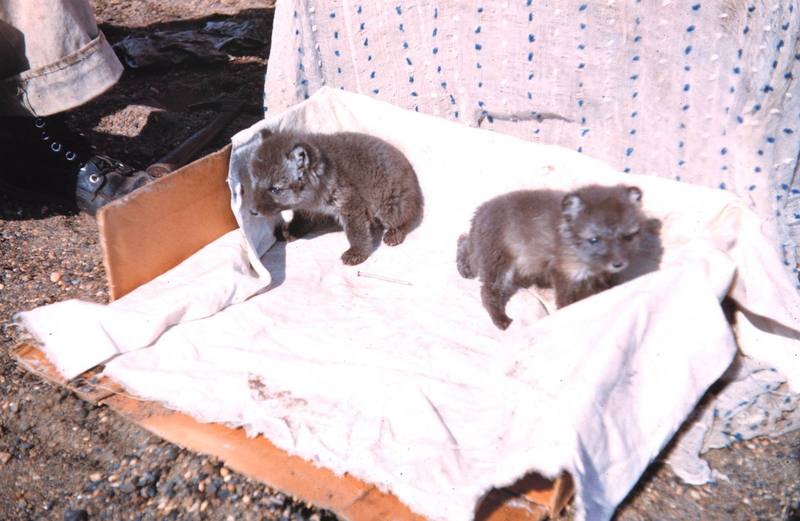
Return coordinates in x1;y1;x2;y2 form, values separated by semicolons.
1;1;798;520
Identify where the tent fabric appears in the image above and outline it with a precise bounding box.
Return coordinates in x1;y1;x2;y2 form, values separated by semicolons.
262;0;800;289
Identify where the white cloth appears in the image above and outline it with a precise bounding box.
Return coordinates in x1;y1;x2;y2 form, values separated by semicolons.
17;231;265;379
18;88;800;521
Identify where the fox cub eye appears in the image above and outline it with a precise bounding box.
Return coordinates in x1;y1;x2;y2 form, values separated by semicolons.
587;237;601;245
622;231;640;242
269;186;283;195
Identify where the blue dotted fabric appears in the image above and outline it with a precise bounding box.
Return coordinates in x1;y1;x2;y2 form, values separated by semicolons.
263;0;800;286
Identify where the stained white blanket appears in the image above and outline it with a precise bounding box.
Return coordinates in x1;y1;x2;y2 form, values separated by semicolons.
18;88;800;521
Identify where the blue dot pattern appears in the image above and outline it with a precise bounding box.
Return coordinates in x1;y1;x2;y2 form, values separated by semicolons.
264;1;800;286
701;362;800;463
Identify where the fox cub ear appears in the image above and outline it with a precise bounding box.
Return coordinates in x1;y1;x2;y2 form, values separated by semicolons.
289;144;309;169
626;186;643;205
561;192;584;222
287;142;319;179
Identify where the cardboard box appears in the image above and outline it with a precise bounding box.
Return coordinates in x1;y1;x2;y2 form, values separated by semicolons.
13;146;573;520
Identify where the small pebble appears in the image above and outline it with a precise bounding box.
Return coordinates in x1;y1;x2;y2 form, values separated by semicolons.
49;272;62;283
0;452;11;464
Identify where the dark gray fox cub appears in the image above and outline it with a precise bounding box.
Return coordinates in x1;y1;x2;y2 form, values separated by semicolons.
457;184;649;330
243;130;424;265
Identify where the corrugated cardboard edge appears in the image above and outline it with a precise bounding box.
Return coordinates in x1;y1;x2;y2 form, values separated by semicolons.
16;145;573;520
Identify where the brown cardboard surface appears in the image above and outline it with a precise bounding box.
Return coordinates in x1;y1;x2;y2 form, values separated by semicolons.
11;343;122;404
16;146;573;520
97;145;237;301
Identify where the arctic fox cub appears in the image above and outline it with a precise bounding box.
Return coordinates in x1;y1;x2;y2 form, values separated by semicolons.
457;184;649;329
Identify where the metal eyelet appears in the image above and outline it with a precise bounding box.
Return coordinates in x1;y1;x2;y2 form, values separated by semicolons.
34;118;45;128
65;151;76;161
88;173;101;184
50;142;62;152
40;131;50;141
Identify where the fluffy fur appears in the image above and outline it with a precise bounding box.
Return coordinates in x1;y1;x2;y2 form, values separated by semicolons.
243;130;424;265
457;184;650;329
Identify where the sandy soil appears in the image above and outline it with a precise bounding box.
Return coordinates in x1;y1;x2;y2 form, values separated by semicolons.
0;1;798;520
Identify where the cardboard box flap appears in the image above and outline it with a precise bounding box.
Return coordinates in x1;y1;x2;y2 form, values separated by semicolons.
97;145;237;300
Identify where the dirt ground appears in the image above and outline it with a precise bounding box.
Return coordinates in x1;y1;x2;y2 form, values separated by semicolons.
0;1;798;520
